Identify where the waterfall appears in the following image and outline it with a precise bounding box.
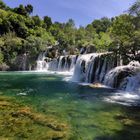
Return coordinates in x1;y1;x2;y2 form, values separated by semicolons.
104;61;140;106
72;52;117;83
104;61;140;93
36;52;118;82
36;52;48;71
48;55;77;72
72;53;95;82
36;51;140;106
124;73;140;93
36;52;140;94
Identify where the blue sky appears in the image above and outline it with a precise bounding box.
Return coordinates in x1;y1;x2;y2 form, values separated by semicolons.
3;0;135;26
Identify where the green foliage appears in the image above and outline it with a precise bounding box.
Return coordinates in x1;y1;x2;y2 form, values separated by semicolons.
92;17;112;33
0;0;139;69
94;32;112;51
25;32;55;57
129;0;140;17
43;16;52;29
0;32;23;65
13;4;33;16
25;4;33;15
0;0;7;10
66;19;75;28
32;15;42;27
110;15;135;41
0;50;3;64
110;14;140;63
14;4;27;16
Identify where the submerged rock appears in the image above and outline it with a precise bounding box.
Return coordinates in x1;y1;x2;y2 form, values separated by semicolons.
89;83;106;88
0;96;70;140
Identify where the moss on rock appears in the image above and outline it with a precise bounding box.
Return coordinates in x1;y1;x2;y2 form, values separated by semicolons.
0;96;70;140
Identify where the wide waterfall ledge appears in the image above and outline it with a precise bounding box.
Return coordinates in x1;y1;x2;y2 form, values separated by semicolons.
36;52;140;105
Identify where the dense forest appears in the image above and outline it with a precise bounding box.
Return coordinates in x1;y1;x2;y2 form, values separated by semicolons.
0;0;139;70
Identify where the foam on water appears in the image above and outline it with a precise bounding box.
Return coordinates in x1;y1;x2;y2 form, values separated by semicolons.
17;92;27;96
104;91;140;106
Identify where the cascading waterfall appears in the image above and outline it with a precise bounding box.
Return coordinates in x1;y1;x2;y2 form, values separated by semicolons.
36;52;140;96
72;53;117;83
124;73;140;93
48;55;77;72
36;52;48;71
104;61;140;92
103;61;140;106
36;52;118;82
72;53;96;82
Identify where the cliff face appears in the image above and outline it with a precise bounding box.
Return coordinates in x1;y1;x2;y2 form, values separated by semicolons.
14;53;29;71
6;53;35;71
0;63;9;71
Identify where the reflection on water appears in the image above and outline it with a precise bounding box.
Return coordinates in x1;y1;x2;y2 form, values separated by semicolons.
0;72;139;139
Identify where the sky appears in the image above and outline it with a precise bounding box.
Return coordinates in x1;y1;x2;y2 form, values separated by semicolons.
3;0;135;27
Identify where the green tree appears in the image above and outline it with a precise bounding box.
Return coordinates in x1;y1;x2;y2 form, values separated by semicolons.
66;19;75;28
92;17;112;33
43;16;52;29
32;15;42;27
110;14;139;63
93;32;112;51
0;32;23;65
0;0;7;10
14;4;27;16
129;0;140;17
25;4;33;15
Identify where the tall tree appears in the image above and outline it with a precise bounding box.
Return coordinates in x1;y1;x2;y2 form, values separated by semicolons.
66;19;75;28
110;14;140;63
32;15;42;27
129;0;140;17
0;0;7;10
129;0;140;29
92;17;111;33
14;4;27;16
25;4;33;15
43;16;52;29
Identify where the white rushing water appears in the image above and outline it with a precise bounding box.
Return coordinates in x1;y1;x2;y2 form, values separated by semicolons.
104;61;140;92
36;53;77;75
104;61;140;106
104;91;140;106
36;52;140;106
72;53;96;82
36;52;49;71
71;52;116;83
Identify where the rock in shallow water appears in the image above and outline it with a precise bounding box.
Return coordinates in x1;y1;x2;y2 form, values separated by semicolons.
0;96;70;140
104;61;140;92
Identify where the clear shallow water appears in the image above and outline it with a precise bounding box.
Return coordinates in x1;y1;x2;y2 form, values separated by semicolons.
0;72;140;140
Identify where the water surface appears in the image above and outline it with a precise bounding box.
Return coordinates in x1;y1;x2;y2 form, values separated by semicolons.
0;72;140;140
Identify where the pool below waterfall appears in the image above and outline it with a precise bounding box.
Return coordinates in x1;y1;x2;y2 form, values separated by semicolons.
0;72;140;140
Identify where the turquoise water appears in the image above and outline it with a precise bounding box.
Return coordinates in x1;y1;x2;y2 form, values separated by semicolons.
0;72;140;140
